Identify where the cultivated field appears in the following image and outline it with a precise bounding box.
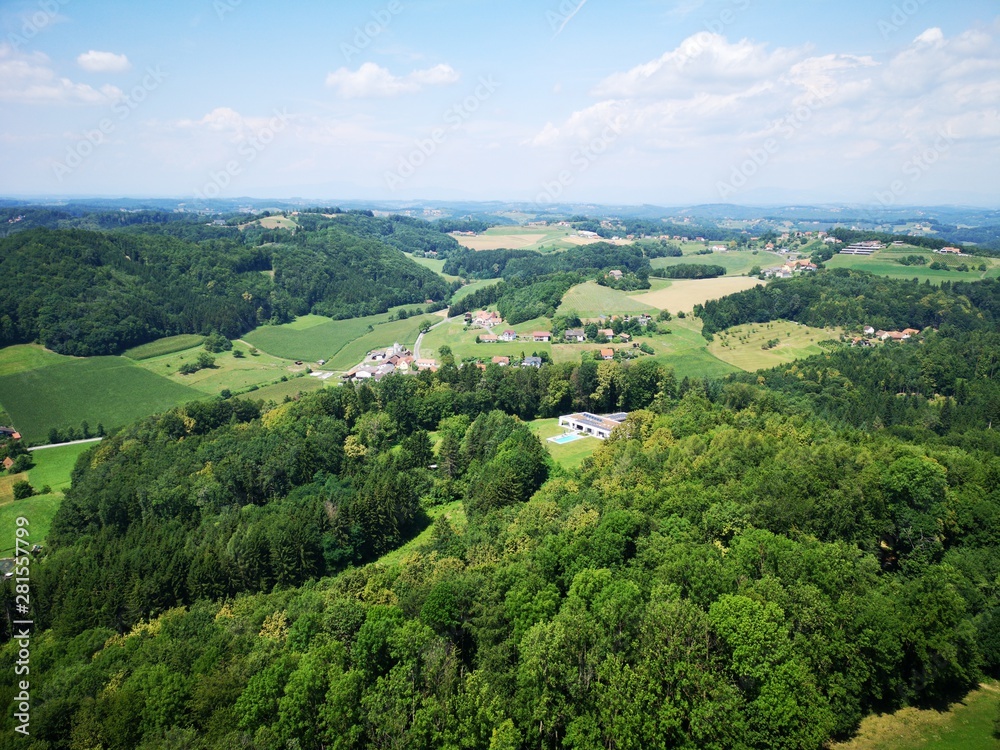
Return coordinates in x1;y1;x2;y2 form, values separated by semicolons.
0;344;68;377
0;493;61;555
708;321;842;371
830;681;1000;750
826;247;996;283
243;310;399;363
629;277;764;314
28;441;95;492
0;356;202;442
123;334;206;360
420;317;555;363
256;215;297;230
243;376;327;403
528;418;600;470
325;314;439;370
651;250;783;276
558;281;657;317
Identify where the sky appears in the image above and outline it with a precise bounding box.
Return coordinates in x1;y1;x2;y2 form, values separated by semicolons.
1;0;998;207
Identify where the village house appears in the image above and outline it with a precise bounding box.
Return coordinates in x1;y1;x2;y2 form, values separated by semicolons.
479;333;498;343
0;427;21;440
533;331;552;342
863;326;875;336
473;310;502;328
597;328;614;339
618;333;631;343
564;328;587;342
608;270;624;280
522;356;543;368
902;328;920;337
3;457;14;471
938;247;963;254
491;356;510;366
415;358;437;371
600;348;615;361
499;329;518;342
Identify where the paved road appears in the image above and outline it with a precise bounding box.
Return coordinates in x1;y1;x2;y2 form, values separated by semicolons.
413;315;454;360
29;437;103;452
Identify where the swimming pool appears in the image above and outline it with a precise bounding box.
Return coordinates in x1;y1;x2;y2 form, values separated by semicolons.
549;433;584;444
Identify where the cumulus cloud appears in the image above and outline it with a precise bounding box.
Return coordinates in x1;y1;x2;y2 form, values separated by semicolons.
0;43;122;103
325;62;459;98
77;50;131;73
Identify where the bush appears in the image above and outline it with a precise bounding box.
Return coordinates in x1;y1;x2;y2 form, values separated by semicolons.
203;332;232;353
10;454;34;473
12;480;34;500
232;349;245;358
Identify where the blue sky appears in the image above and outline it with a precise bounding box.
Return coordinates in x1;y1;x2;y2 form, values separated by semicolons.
1;0;998;206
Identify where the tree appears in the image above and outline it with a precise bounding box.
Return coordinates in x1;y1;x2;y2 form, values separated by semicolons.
13;480;34;499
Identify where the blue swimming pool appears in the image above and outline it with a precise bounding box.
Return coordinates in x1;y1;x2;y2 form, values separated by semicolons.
550;433;584;444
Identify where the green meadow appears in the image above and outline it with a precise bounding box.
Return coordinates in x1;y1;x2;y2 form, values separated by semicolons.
825;247;996;283
123;334;206;360
558;281;657;317
708;320;843;371
651;249;784;276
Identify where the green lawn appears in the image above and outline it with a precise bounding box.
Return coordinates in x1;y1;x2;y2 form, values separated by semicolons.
406;254;462;282
708;320;843;371
0;344;68;377
377;501;466;567
28;442;95;492
0;356;202;443
242;376;328;403
528;418;601;470
558;281;657;318
651;250;784;276
831;682;1000;750
123;334;206;360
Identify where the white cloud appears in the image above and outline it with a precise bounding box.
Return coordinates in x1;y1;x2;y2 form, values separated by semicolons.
0;43;122;103
77;50;131;73
325;62;459;98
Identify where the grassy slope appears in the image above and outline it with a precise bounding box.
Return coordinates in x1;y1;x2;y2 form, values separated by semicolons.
135;345;299;396
377;501;466;567
830;682;1000;750
651;250;784;276
325;314;439;370
243;376;327;403
452;279;500;304
628;277;764;315
708;321;843;371
405;254;463;282
0;344;68;377
0;356;202;442
28;442;94;492
826;248;997;284
420;318;555;362
558;281;657;317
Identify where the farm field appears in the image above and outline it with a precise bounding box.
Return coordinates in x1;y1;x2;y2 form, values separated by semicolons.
708;321;843;371
0;355;202;443
528;417;600;470
629;277;764;314
28;441;95;493
325;314;440;370
243;375;328;403
558;281;657;317
135;343;300;396
0;492;61;556
0;344;68;377
256;215;297;230
826;248;996;283
243;310;400;363
451;278;500;304
651;250;783;276
123;334;206;360
830;681;1000;750
405;254;463;282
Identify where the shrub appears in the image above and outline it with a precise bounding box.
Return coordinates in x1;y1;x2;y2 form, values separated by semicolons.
13;480;34;500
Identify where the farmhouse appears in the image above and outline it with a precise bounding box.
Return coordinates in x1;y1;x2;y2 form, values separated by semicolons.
499;329;517;342
533;331;552;342
479;334;498;343
597;328;614;339
618;333;631;342
600;348;615;361
415;358;437;371
938;247;962;254
473;310;502;328
522;356;543;368
2;457;13;471
0;427;21;440
491;356;510;367
564;329;587;342
902;328;920;336
558;411;629;440
863;326;875;336
608;270;624;280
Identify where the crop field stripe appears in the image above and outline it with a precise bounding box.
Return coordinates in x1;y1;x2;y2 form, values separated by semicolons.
123;334;206;360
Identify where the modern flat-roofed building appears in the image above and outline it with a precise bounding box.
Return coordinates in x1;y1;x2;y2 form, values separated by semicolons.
558;411;628;440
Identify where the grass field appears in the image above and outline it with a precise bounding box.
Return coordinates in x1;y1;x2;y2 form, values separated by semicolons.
0;492;62;555
708;320;842;371
452;279;500;304
244;311;397;363
0;356;202;442
28;442;94;492
0;344;68;377
326;314;439;370
651;250;784;276
243;376;327;403
528;418;600;470
256;215;297;230
135;345;300;396
558;281;657;317
826;248;996;283
830;682;1000;750
629;277;763;314
420;317;555;362
406;254;463;282
123;334;206;360
377;500;466;567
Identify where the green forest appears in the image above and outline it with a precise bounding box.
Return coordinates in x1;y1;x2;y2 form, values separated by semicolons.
3;270;1000;748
